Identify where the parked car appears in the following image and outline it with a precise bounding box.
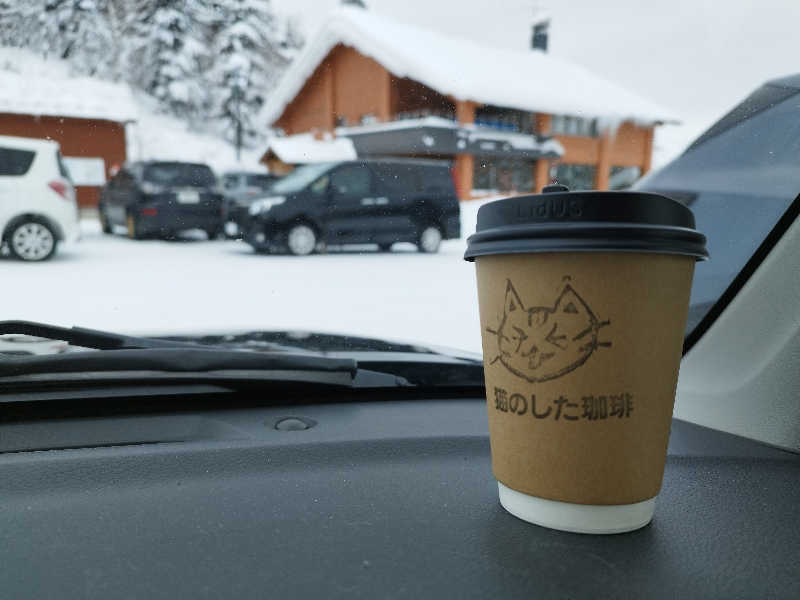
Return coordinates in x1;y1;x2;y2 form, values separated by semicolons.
221;170;281;238
0;135;78;261
99;161;223;240
240;159;461;255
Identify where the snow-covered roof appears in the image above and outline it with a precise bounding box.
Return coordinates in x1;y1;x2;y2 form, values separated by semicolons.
0;49;138;123
261;7;678;128
263;133;357;163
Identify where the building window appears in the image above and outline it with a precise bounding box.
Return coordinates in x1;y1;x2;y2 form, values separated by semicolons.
473;157;534;194
550;115;599;137
609;166;642;190
551;163;596;190
474;106;534;133
394;108;455;121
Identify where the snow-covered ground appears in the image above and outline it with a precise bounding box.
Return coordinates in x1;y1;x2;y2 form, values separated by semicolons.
2;201;489;354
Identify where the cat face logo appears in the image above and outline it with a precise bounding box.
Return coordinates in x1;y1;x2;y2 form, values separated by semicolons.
486;278;611;382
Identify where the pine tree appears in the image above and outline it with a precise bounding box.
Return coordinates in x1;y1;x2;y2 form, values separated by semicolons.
126;0;215;123
211;0;299;147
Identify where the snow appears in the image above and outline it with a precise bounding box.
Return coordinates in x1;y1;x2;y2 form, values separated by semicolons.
264;132;357;163
463;126;564;155
1;199;492;354
261;6;679;129
335;115;458;135
0;49;138;123
126;100;268;174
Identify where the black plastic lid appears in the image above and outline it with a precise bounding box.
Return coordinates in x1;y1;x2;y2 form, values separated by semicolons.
463;186;708;261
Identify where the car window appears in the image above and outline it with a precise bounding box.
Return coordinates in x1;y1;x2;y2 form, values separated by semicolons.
0;147;35;175
370;164;410;194
2;0;799;360
416;166;453;194
271;163;335;194
310;174;329;195
330;165;371;196
56;151;72;181
245;174;274;189
637;86;800;334
143;163;216;187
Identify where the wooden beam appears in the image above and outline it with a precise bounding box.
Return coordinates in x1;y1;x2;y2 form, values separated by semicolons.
533;159;551;193
454;100;477;200
534;112;551;135
641;126;655;175
378;69;392;122
455;100;477;124
594;131;612;190
454;154;473;201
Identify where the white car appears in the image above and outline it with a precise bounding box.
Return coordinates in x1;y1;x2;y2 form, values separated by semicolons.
0;135;79;261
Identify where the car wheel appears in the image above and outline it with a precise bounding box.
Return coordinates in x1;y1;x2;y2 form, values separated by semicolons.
286;224;317;256
99;205;113;234
206;227;222;241
8;219;58;261
126;214;143;240
417;225;442;253
378;243;393;252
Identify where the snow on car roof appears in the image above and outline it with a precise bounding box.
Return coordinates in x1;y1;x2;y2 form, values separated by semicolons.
0;49;138;123
264;132;357;163
261;7;678;128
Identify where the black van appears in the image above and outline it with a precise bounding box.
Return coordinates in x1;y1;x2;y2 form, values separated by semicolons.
240;159;461;255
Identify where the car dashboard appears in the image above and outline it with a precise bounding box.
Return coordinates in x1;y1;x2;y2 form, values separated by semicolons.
1;393;797;599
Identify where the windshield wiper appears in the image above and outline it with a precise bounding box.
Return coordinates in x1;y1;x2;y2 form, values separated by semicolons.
0;321;405;389
0;320;225;351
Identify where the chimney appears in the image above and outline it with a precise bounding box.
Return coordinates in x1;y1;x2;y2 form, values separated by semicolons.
531;18;549;52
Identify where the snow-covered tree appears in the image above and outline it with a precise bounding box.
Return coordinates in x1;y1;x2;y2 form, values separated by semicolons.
0;0;114;76
126;0;216;123
0;0;304;144
211;0;295;146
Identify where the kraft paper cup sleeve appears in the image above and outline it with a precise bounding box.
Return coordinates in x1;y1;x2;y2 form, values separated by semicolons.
475;252;695;505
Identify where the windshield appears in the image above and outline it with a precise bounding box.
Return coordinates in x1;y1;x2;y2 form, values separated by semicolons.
143;163;216;188
1;0;798;358
270;162;335;194
246;174;275;189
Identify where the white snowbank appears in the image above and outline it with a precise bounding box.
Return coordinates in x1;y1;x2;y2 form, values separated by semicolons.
127;105;268;174
261;6;679;128
0;48;137;122
264;132;357;163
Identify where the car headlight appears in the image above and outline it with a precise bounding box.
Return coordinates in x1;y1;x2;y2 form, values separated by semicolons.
248;196;286;215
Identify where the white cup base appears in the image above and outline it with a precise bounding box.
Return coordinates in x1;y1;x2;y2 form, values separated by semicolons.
498;482;656;534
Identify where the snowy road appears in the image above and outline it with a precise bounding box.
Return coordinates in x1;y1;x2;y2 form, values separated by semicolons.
3;202;487;354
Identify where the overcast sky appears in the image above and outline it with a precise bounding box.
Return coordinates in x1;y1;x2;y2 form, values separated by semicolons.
272;0;800;164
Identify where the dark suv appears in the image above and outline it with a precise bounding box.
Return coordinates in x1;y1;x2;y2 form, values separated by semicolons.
240;159;461;255
99;161;223;240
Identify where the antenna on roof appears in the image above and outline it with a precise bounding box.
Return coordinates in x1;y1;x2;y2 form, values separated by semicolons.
341;0;367;8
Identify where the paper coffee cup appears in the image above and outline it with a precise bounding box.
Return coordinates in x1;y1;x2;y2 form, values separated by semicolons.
464;186;708;534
